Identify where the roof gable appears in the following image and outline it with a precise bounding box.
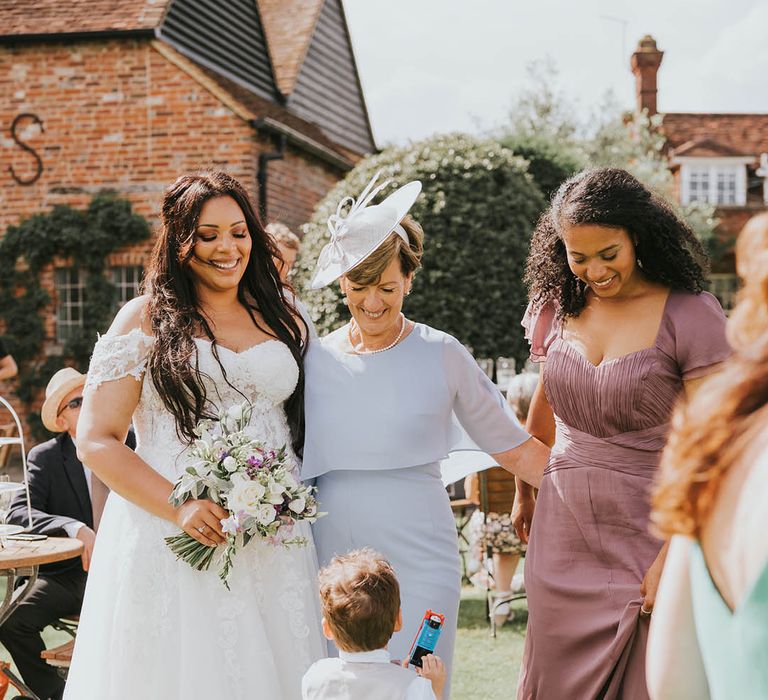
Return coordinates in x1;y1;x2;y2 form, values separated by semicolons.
1;0;373;158
153;40;354;170
286;0;375;155
158;0;279;100
258;0;324;96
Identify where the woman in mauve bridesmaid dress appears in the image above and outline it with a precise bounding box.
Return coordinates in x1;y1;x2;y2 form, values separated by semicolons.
515;169;731;699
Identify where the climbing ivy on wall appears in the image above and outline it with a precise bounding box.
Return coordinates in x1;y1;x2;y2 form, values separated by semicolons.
0;192;150;438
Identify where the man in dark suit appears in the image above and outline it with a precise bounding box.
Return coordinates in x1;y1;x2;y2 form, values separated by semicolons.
0;368;135;700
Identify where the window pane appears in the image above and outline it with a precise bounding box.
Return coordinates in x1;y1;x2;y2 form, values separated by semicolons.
54;267;85;344
687;168;711;203
716;170;737;205
110;265;144;308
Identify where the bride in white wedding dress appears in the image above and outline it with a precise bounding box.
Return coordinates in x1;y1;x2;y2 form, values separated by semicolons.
64;172;325;699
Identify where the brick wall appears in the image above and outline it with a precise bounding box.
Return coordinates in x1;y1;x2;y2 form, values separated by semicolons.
0;37;345;430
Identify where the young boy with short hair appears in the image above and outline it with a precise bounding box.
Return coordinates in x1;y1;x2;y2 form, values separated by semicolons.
302;548;446;700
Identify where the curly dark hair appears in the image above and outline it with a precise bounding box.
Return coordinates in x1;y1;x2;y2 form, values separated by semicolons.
143;171;307;452
524;168;709;317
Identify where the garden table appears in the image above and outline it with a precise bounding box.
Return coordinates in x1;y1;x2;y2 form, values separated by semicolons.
0;537;83;626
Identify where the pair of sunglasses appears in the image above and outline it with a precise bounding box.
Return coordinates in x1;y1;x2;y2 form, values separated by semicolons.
57;396;83;416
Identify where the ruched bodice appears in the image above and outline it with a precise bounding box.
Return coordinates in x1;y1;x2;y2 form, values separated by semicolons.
541;292;726;444
517;291;730;700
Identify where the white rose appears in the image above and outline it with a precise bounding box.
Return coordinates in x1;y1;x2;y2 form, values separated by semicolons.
288;497;306;514
255;503;277;526
266;478;285;505
228;476;266;515
222;456;239;472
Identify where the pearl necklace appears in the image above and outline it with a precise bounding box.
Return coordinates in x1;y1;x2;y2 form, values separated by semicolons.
348;313;406;355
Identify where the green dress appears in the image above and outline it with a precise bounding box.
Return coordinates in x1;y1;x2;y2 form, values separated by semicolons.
690;541;768;699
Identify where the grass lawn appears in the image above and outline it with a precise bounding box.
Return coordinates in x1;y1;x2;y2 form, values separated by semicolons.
453;586;526;699
1;585;526;698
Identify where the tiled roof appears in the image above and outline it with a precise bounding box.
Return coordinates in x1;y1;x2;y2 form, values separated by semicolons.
0;0;167;36
662;113;768;162
258;0;324;96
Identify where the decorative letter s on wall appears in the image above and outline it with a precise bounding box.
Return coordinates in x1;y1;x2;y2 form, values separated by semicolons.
9;113;44;186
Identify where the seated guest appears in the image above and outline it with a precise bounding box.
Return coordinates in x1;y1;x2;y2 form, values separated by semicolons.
648;213;768;700
303;548;446;700
0;368;135;700
267;221;301;283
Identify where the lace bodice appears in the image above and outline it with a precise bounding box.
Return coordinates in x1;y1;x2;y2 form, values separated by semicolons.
86;328;300;480
67;329;324;700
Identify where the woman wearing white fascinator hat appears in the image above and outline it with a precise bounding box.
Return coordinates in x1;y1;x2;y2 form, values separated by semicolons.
302;172;550;696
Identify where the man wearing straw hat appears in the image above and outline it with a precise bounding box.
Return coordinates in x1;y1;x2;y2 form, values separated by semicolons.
0;368;134;700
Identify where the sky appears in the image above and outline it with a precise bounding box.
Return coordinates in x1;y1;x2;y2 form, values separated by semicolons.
343;0;768;147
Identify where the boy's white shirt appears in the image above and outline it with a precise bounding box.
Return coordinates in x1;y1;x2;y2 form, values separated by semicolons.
304;648;436;700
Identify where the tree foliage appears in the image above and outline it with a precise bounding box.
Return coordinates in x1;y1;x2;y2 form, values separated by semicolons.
500;63;720;256
293;133;546;363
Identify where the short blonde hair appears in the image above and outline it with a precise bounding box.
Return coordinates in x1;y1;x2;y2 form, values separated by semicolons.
345;215;424;286
266;222;300;250
318;548;401;652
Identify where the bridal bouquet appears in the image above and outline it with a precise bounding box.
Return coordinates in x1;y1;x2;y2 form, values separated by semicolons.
165;400;322;588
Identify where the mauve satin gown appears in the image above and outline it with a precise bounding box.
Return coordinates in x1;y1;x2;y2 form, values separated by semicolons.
517;291;730;700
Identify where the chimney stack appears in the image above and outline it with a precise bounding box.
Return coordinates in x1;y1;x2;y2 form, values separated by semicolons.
630;35;664;116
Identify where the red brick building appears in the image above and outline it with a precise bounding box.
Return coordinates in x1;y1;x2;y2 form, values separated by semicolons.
631;35;768;307
0;0;374;424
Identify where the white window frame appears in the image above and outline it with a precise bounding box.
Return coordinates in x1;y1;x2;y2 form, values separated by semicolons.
54;268;85;343
676;157;751;206
757;153;768;205
707;273;741;313
111;265;144;309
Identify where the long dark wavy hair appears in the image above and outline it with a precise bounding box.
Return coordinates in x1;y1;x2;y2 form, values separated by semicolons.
142;171;308;452
524;168;709;317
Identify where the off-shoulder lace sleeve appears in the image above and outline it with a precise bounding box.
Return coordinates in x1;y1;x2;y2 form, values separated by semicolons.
85;328;155;390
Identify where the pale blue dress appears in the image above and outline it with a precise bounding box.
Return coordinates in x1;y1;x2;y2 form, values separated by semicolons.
303;322;530;696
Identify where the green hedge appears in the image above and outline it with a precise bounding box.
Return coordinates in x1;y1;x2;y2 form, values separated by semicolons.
501;133;583;201
293;133;547;363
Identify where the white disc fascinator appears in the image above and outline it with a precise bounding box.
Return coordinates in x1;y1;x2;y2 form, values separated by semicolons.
309;171;422;289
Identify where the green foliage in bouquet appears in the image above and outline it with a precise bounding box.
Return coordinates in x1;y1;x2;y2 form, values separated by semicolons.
294;133;547;365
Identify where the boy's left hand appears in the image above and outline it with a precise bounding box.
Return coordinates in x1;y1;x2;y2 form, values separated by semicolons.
411;654;446;699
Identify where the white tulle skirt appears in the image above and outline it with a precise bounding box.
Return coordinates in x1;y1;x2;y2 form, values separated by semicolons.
64;492;326;700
